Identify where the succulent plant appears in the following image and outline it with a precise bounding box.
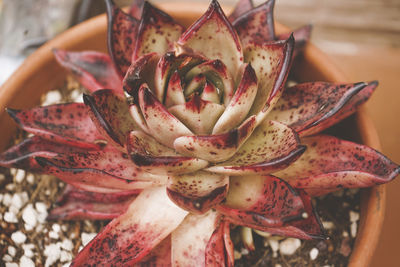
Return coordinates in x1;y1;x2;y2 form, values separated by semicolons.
1;0;399;265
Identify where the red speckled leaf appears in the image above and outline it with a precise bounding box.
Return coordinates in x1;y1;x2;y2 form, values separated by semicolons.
133;2;183;60
105;0;139;76
174;115;257;163
245;37;294;116
83;89;140;147
228;0;254;22
176;0;243;79
167;171;229;214
138;236;171;267
71;186;188;266
232;0;275;46
259;190;325;239
275;135;400;195
278;24;312;56
213;63;258;134
207;120;305;175
217;175;304;228
129;0;144;19
205;219;234;267
138;84;192;148
0;136;88;172
48;186;138;220
184;59;234;105
169;95;225;135
6;103;104;149
300;81;378;136
200;81;220;103
53;49;123;95
164;71;185;108
127;131;208;175
171;211;219;266
266;81;370;136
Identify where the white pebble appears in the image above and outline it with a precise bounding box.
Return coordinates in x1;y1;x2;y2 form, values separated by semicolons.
342;231;349;237
0;173;5;182
233;250;242;260
268;238;279;258
279;238;301;255
8;246;17;257
309;247;319;260
52;223;61;232
11;231;27;244
2;254;13;262
5;183;15;191
35;202;47;213
44;243;61;267
60;250;73;262
351;221;358;238
22;204;38;227
240;248;249;255
275;264;282;267
322;221;335;230
5;263;19;267
0;193;3;203
20;256;35;267
23;244;35;258
62;263;72;267
4;211;18;223
43;90;62;106
349;211;360;222
11;193;26;209
10;168;17;176
81;232;97;246
26;174;35;184
25;223;34;231
49;230;60;239
15;169;25;183
61;239;74;251
3;193;12;206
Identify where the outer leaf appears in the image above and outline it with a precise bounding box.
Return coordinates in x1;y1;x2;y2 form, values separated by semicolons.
213;63;258;134
278;24;312;56
217;175;304;228
167;171;229;214
275;135;400;195
207;120;305;175
168;95;225;135
300;81;378;136
127;131;209;175
106;0;139;75
205;219;234;267
138;85;193;148
233;0;275;46
6;103;104;149
266;82;370;135
228;0;254;22
83;89;140;147
171;211;219;266
71;187;188;266
53;49;123;95
174;115;257;163
176;0;243;78
138;236;171;267
133;2;184;60
245;37;294;116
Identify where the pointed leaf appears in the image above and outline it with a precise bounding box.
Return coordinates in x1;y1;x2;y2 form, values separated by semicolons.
83;89;140;147
200;81;220;103
139;84;193;148
165;71;185;107
245;37;294;116
300;81;378;136
278;24;312;56
174;115;257;163
6;104;104;149
217;175;304;228
266;82;369;135
213;63;258;134
177;0;243;78
171;211;219;266
275;135;400;195
106;0;139;75
127;131;209;175
228;0;254;22
167;171;229;214
169;95;225;135
205;220;234;267
133;2;184;60
53;49;123;95
129;0;144;19
207;120;305;175
71;187;188;266
233;0;275;46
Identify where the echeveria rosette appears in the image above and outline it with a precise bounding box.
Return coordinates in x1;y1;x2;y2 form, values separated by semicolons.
0;0;398;266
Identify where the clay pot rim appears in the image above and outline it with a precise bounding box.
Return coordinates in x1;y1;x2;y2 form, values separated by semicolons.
0;2;385;267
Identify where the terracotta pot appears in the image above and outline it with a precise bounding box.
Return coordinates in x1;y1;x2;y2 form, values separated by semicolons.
0;2;385;266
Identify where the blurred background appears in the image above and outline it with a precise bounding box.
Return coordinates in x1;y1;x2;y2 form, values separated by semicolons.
0;0;399;266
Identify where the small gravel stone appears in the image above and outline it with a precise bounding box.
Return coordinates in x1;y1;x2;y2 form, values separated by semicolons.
26;173;35;184
49;230;60;239
349;210;360;222
240;248;249;255
61;239;74;251
35;202;47;213
42;90;62;105
20;256;35;267
2;254;13;262
44;243;61;267
234;250;242;260
268;238;279;257
8;246;17;257
351;221;358;238
5;263;19;267
15;169;25;183
81;232;97;246
310;247;319;260
342;231;349;237
62;263;72;267
22;204;38;227
3;193;12;206
4;211;18;223
60;250;73;262
5;183;16;191
0;193;3;203
52;223;61;232
11;231;27;244
23;244;35;258
0;173;5;182
279;238;301;255
322;221;335;229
